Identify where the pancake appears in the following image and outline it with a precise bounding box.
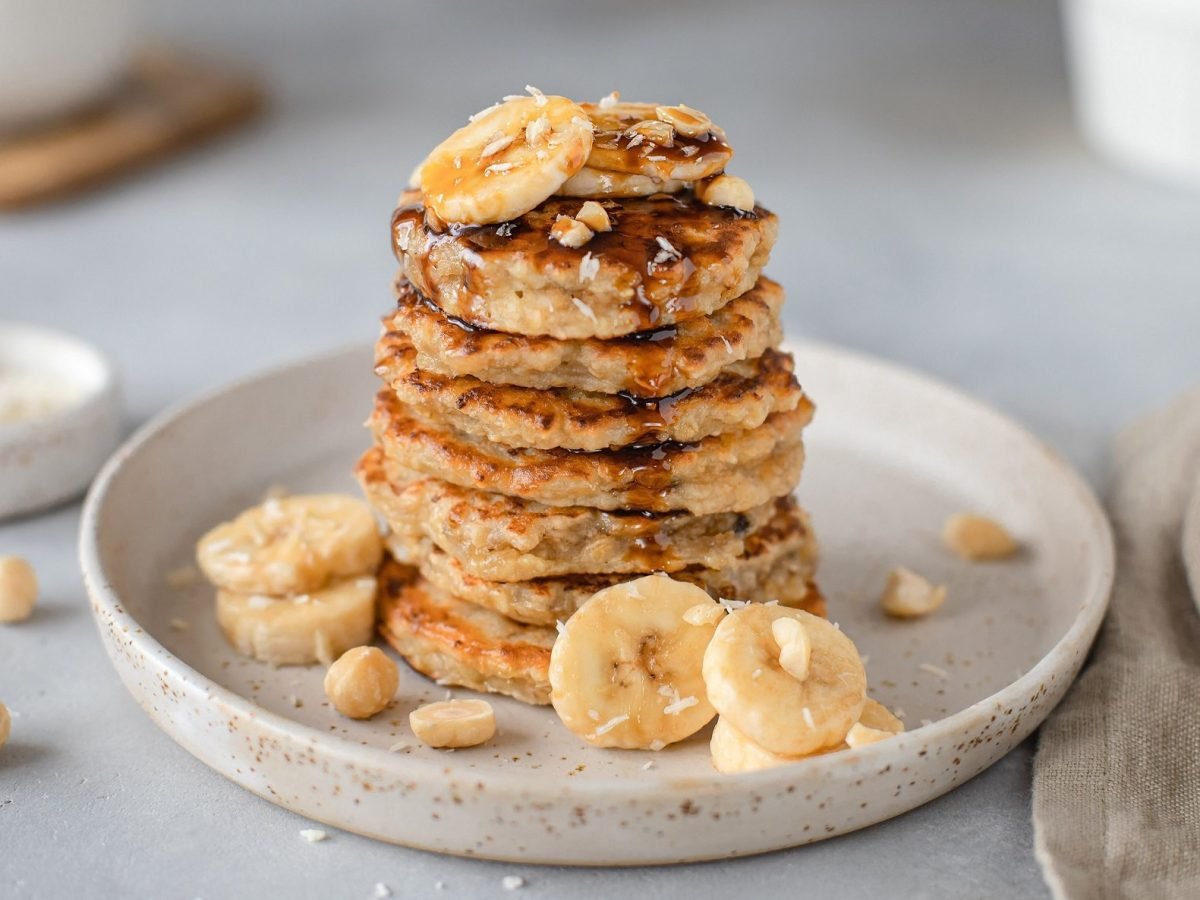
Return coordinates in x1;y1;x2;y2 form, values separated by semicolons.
376;557;827;707
391;190;777;340
377;558;554;706
384;500;824;626
368;390;810;515
386;276;784;396
358;445;795;580
376;327;805;451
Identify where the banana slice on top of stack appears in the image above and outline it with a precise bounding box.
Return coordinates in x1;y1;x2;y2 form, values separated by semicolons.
196;494;384;665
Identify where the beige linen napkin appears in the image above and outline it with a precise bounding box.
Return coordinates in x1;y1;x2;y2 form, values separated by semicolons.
1033;389;1200;900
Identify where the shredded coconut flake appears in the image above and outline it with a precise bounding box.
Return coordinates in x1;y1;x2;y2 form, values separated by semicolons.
169;618;191;631
299;829;328;843
919;663;949;679
388;740;410;752
502;874;527;891
555;619;566;636
655;236;681;258
479;133;514;159
649;739;666;751
598;91;620;109
592;715;628;736
484;162;513;175
525;85;547;106
641;760;655;771
579;252;600;283
802;707;815;729
247;595;273;609
571;297;598;322
920;718;934;727
374;884;392;899
751;668;763;680
587;709;600;721
663;696;698;716
717;598;749;612
626;133;645;149
468;103;500;122
681;145;699;157
893;708;906;719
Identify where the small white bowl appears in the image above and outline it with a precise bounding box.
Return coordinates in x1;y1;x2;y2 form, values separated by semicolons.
1064;0;1200;189
0;323;122;520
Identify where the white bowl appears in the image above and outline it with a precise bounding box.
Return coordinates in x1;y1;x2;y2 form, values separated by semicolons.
1064;0;1200;189
0;0;137;133
0;323;122;520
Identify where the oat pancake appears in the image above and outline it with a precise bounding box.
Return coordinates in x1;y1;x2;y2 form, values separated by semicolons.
368;390;810;515
357;446;785;580
387;277;784;396
377;558;554;705
376;328;804;451
384;500;824;626
391;190;777;340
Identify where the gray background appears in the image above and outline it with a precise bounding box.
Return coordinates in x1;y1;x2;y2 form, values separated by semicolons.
3;0;1200;897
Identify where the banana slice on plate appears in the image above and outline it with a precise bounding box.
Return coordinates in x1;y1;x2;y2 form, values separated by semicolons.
710;698;903;773
419;91;593;225
703;605;867;756
549;574;719;750
216;574;378;666
581;100;731;182
557;166;686;198
197;494;382;596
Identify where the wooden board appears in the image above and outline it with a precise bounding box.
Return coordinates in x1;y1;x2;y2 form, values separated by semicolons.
0;50;263;210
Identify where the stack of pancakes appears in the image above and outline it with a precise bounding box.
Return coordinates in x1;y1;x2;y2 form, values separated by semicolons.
357;95;822;706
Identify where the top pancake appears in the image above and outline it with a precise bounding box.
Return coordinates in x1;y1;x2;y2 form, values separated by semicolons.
391;190;777;340
386;277;784;396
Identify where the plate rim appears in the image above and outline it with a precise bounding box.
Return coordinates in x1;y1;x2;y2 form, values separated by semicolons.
78;338;1115;802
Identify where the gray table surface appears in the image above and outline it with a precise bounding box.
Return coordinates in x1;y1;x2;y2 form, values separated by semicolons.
4;0;1200;897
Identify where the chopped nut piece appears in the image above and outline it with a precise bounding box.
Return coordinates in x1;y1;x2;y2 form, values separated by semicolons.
574;200;612;232
323;646;399;719
550;215;594;248
771;617;812;681
845;722;894;749
0;556;37;624
626;119;674;147
655;103;713;137
410;699;496;748
943;513;1019;561
0;701;10;749
165;565;200;590
695;174;755;212
880;567;946;619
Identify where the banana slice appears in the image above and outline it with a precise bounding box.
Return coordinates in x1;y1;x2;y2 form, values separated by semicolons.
710;699;903;773
581;100;731;182
410;699;496;748
215;575;377;666
549;575;719;750
419;92;593;225
557;166;686;198
197;494;383;596
703;605;866;756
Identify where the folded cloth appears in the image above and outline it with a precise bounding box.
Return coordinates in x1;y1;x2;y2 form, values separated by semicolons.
1033;389;1200;900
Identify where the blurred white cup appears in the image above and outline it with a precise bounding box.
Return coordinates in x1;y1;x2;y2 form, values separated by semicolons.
0;0;138;133
1064;0;1200;190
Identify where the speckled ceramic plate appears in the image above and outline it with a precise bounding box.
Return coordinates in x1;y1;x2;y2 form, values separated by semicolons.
79;341;1113;865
